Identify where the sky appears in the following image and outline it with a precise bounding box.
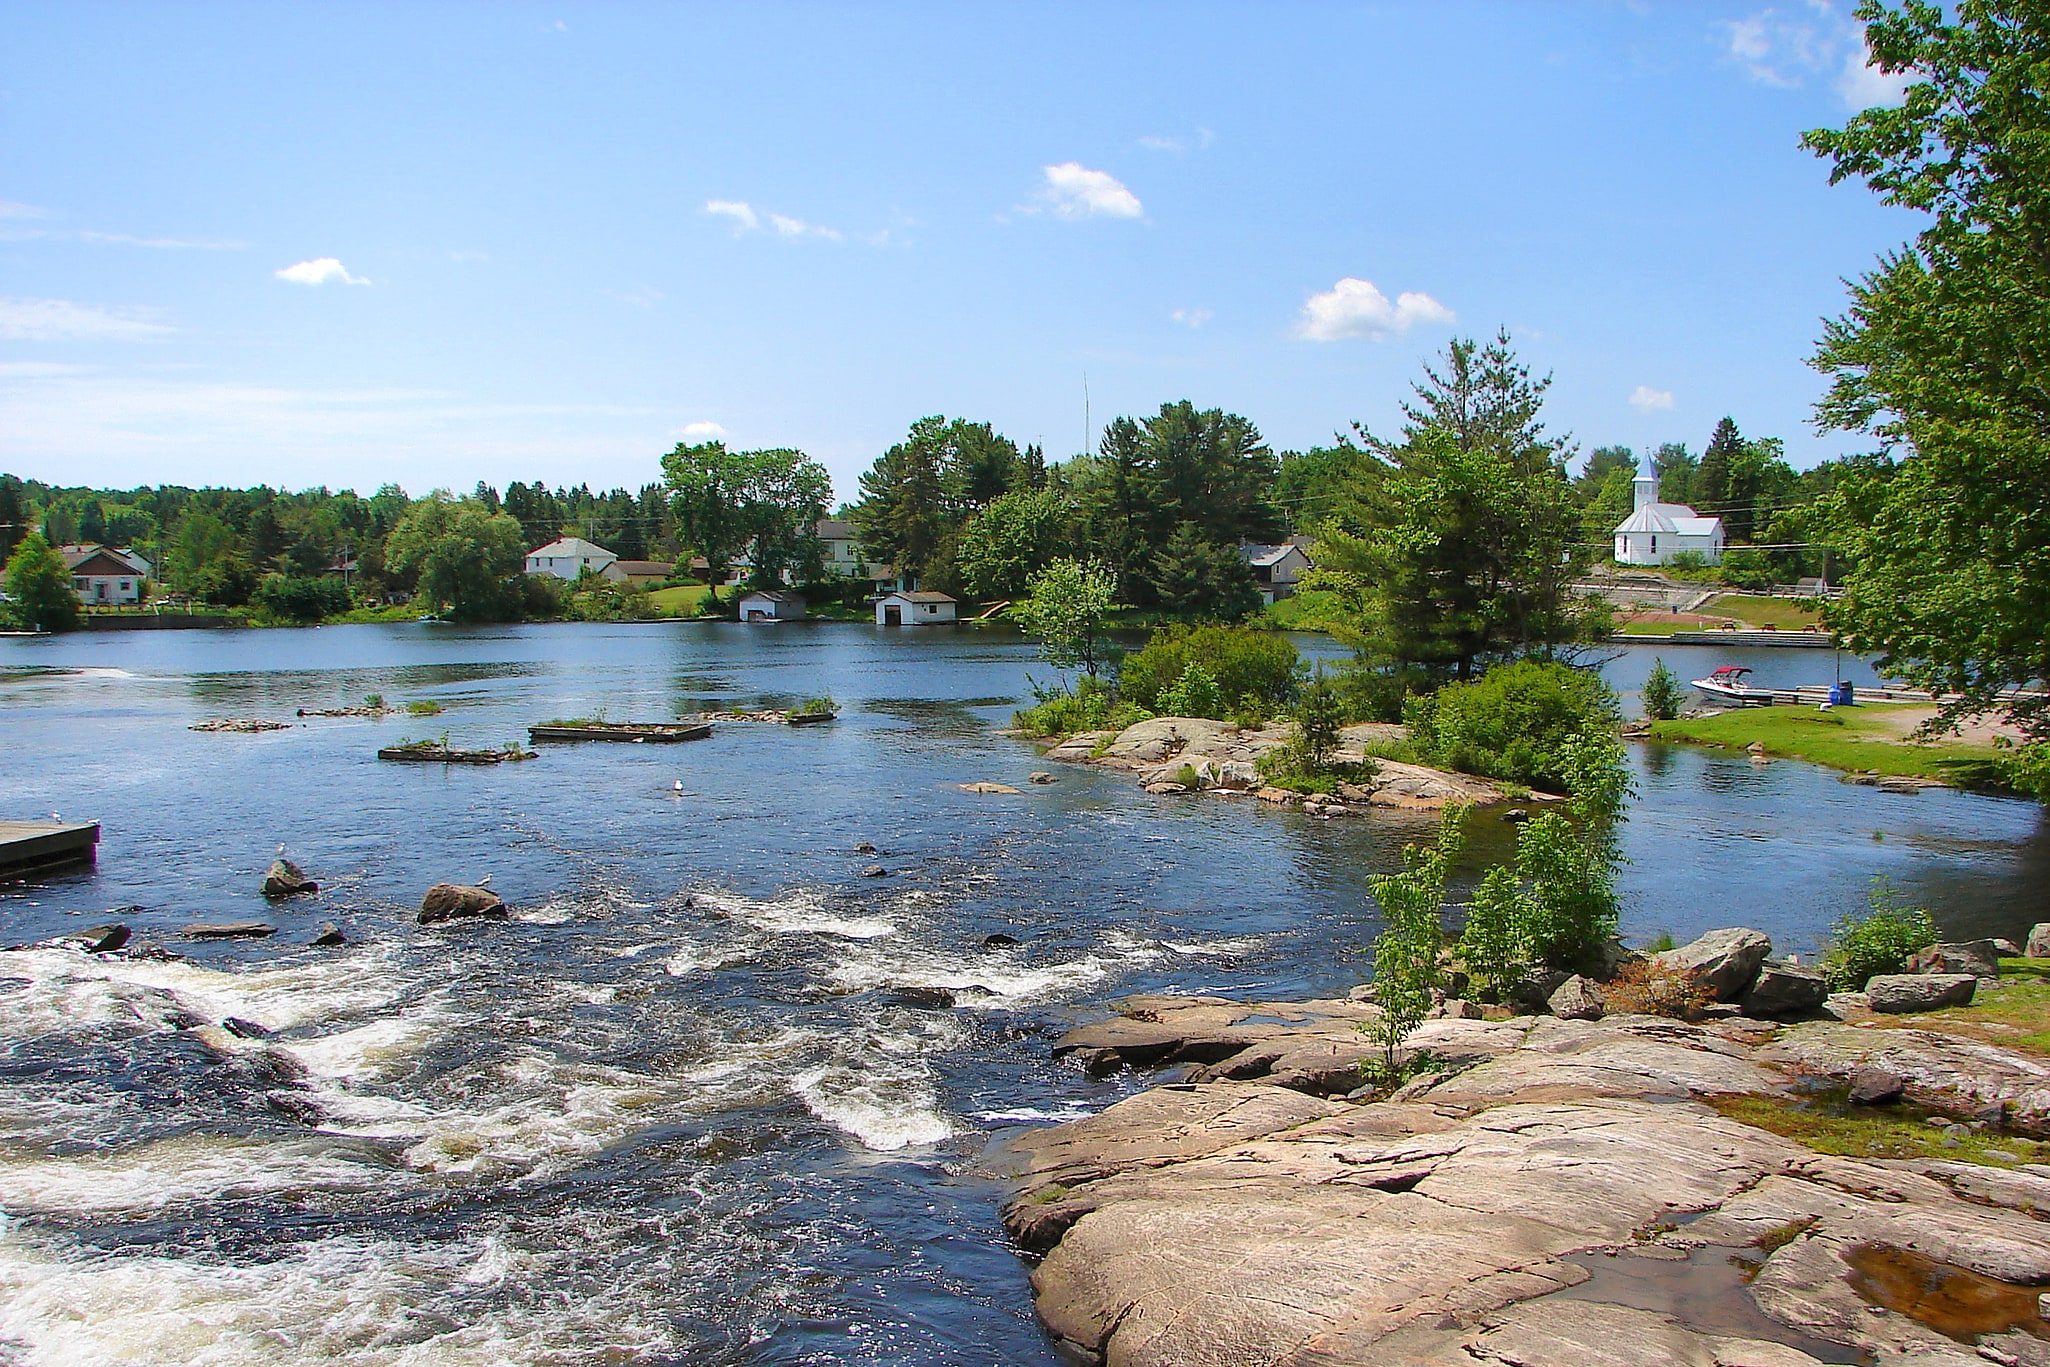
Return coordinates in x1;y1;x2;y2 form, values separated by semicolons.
1;2;1922;505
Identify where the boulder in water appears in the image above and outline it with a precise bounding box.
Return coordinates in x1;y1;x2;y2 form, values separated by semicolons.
260;858;318;898
883;986;957;1009
310;922;346;947
184;922;278;940
417;883;507;925
65;923;130;953
861;865;888;878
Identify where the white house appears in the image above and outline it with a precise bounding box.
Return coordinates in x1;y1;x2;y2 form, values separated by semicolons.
61;545;150;605
876;590;957;626
816;518;903;593
1613;475;1725;567
524;537;618;580
738;589;806;622
1237;540;1314;605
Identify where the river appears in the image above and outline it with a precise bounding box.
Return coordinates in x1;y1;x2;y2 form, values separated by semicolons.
0;622;2043;1366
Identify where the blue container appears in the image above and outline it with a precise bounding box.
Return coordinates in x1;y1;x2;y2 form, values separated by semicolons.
1828;681;1856;706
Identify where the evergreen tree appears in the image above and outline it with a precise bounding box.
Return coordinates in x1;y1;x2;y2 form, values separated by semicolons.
1146;521;1262;621
1653;442;1696;505
1693;417;1742;517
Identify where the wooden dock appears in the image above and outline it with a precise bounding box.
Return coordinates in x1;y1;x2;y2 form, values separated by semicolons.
0;821;100;874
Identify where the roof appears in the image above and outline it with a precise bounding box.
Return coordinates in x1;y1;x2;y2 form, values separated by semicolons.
816;518;857;539
61;544;149;575
884;590;957;603
739;589;799;601
1614;503;1723;538
611;560;674;576
527;537;617;560
1238;543;1311;568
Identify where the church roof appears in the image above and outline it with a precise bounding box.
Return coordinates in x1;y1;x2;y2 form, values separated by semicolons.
1614;502;1722;538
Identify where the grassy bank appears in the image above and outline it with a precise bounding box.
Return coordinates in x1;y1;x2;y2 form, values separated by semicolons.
1648;703;2005;786
1702;593;1823;630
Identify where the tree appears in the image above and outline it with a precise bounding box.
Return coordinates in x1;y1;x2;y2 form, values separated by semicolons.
1641;658;1684;722
1364;807;1461;1077
1693;417;1742;519
1315;332;1604;682
1012;558;1118;680
1801;1;2050;736
662;441;832;591
252;572;350;623
852;416;1027;588
0;475;26;561
3;531;78;632
1653;442;1697;505
955;487;1070;600
1146;521;1262;621
1294;670;1344;769
384;494;527;622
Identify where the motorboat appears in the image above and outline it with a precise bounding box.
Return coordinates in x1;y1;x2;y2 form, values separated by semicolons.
1691;665;1776;706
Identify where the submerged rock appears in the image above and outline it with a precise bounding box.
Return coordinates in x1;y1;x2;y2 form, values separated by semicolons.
1655;927;1772;1001
184;922;277;940
959;781;1023;794
260;857;318;898
417;883;506;925
882;986;957;1009
861;864;888;878
1028;771;1059;784
1866;972;1977;1013
63;923;129;953
309;922;346;947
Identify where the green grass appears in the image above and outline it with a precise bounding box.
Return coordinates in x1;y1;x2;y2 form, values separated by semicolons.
1703;594;1825;630
1708;1093;2050;1167
1911;975;2050;1055
404;700;444;716
1263;590;1343;633
644;584;716;617
1649;704;2002;784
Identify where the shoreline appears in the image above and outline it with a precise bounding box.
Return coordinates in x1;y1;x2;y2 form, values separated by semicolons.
994;959;2050;1366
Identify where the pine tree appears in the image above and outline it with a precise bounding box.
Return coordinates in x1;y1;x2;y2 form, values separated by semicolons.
1693;417;1742;519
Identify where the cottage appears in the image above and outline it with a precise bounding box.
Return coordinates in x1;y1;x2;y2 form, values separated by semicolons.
816;518;902;594
1613;475;1725;566
738;589;806;622
876;590;957;625
524;537;618;580
1237;540;1313;605
61;545;150;605
604;559;674;588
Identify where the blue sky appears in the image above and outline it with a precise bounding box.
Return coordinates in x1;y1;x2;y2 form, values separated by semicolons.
1;2;1919;504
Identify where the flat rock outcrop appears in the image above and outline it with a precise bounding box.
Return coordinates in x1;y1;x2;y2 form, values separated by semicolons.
1756;1020;2050;1132
1001;1007;2050;1367
1039;718;1504;811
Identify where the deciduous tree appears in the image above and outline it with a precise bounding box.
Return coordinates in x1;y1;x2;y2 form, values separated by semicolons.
3;531;78;632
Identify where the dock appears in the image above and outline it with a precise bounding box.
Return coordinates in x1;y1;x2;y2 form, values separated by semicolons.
0;821;100;874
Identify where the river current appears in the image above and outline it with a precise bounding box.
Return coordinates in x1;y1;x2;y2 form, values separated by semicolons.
0;622;2044;1366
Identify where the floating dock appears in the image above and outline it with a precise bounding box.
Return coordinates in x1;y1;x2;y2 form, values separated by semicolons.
528;722;711;744
0;821;100;874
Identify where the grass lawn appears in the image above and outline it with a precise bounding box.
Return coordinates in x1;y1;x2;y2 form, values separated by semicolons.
1703;593;1825;630
644;584;716;617
1904;969;2050;1055
1648;703;2005;785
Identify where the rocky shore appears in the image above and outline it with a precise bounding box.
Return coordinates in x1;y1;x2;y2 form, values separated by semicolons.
997;935;2050;1366
1039;717;1507;811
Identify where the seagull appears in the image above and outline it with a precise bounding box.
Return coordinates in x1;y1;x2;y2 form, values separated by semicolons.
476;874;494;887
673;780;684;792
277;842;287;855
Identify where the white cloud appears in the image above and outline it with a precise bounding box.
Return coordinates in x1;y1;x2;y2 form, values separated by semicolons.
1170;307;1212;328
769;212;841;241
1725;5;1912;109
705;199;760;233
1031;163;1143;220
1628;385;1675;413
78;229;245;250
275;257;369;286
678;420;727;441
0;297;174;341
1293;278;1453;343
1139;128;1214;153
0;201;49;220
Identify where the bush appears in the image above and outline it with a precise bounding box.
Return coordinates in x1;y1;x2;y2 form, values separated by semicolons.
1294;671;1344;769
1158;662;1225;719
1013;677;1152;737
1403;661;1621;790
1362;808;1462;1075
1641;658;1684;722
1604;958;1713;1019
1821;880;1939;989
251;572;351;623
1119;625;1301;716
1172;762;1203;789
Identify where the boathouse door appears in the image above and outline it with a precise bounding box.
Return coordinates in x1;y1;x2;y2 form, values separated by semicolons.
884;604;902;625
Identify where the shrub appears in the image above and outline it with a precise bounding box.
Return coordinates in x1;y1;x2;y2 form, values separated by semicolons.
1403;661;1621;790
1821;880;1939;989
1641;658;1684;722
251;572;351;623
1158;662;1226;719
1013;677;1152;737
1603;958;1713;1019
1363;807;1463;1074
795;696;836;716
1294;671;1344;769
405;700;444;716
1119;625;1301;715
1172;763;1203;790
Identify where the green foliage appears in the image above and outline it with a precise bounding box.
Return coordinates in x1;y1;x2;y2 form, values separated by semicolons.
1312;332;1606;684
384;494;528;622
1294;671;1344;770
1364;808;1462;1074
1801;3;2050;741
795;696;837;717
1821;879;1939;990
1012;676;1152;737
852;416;1038;592
563;577;651;622
3;531;79;632
662;440;831;588
1158;662;1225;720
1172;762;1203;790
1146;522;1262;621
1118;624;1301;716
1641;657;1684;722
250;572;351;623
1995;742;2050;800
405;700;444;716
1012;559;1119;679
1403;661;1621;789
955;486;1069;600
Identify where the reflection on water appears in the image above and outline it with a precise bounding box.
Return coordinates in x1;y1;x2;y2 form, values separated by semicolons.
0;623;2044;1365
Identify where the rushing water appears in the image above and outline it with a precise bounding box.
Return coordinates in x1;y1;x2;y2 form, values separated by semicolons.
0;622;2043;1366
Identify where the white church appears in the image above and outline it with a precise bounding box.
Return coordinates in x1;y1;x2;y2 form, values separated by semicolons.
1612;473;1724;567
